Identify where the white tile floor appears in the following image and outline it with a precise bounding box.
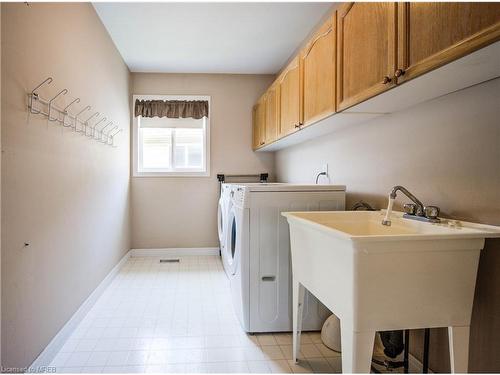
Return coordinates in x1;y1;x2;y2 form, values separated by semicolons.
49;256;376;373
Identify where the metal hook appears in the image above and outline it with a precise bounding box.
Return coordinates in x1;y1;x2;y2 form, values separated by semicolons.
91;117;107;138
110;128;122;136
84;111;99;123
108;128;122;146
63;98;80;112
48;88;68;121
105;125;118;135
74;105;91;132
31;77;53;96
29;77;53;114
76;105;91;117
101;125;116;143
99;122;113;141
62;98;80;127
83;112;99;136
103;126;118;143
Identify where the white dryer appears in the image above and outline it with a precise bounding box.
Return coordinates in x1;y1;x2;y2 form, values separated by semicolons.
226;183;346;332
218;184;233;277
221;183;286;278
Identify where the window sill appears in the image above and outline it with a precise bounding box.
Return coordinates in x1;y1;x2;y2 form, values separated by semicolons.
132;171;210;178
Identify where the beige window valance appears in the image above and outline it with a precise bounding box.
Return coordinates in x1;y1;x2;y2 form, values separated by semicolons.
134;99;209;119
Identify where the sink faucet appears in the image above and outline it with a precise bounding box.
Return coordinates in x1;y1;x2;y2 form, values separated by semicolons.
382;185;440;226
390;186;425;216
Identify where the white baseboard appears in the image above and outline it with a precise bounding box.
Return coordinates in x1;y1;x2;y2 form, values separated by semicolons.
30;250;131;369
130;247;220;257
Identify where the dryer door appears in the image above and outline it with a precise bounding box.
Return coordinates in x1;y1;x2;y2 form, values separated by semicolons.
221;198;234;265
217;197;226;245
227;206;242;276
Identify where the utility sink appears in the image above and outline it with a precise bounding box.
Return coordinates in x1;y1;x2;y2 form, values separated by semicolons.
286;210;500;239
282;210;500;373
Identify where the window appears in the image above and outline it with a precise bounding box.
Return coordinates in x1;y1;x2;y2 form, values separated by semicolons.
133;95;210;176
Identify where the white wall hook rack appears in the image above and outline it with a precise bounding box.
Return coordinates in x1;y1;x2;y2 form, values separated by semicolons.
27;77;123;146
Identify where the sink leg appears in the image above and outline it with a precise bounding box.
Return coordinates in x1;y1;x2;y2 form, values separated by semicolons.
448;326;470;373
340;323;375;374
292;281;305;363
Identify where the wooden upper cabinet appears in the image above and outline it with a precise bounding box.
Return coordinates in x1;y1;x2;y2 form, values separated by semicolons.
253;2;500;150
252;105;260;150
301;13;336;126
252;96;266;150
265;84;279;144
337;2;398;111
278;56;301;137
397;2;500;83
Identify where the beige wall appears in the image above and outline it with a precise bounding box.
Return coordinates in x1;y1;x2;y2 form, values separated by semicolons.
1;3;130;368
131;73;274;249
275;78;500;372
0;4;2;366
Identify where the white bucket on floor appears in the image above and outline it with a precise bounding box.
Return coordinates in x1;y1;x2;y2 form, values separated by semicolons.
321;314;341;352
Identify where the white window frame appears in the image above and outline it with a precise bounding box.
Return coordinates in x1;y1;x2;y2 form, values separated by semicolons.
132;94;211;177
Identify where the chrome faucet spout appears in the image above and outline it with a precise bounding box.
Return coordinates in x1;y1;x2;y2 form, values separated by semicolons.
382;185;441;225
389;185;425;216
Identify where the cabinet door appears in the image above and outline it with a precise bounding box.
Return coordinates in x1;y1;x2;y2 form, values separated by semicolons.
265;85;279;144
337;2;398;111
252;97;266;150
252;105;260;150
252;99;266;150
301;13;336;126
397;2;500;83
278;57;301;137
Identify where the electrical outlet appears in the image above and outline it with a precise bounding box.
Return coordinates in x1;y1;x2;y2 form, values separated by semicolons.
321;163;328;175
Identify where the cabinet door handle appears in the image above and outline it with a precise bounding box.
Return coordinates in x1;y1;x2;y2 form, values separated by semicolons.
260;141;265;145
294;124;300;128
382;76;392;84
394;69;405;77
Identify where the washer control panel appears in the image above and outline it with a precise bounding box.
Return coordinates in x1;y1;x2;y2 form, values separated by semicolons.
231;185;247;208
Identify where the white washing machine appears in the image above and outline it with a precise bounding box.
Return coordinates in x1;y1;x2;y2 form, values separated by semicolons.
220;183;286;278
226;183;346;332
218;184;232;277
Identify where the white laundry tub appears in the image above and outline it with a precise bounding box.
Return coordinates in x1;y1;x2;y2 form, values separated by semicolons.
282;210;500;373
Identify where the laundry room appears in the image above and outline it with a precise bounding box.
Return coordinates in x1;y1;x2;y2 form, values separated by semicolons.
2;2;500;374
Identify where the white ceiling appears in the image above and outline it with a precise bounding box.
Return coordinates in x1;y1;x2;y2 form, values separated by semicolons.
93;2;332;74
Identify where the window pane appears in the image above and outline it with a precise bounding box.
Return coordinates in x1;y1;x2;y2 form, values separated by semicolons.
174;145;186;167
140;116;204;129
187;145;202;167
174;128;204;169
141;128;172;169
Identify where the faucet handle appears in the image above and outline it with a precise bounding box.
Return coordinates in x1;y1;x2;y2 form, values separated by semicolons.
403;203;417;215
424;206;440;219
